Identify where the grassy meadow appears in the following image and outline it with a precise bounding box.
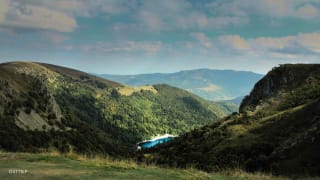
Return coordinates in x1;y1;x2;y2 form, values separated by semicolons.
0;152;289;180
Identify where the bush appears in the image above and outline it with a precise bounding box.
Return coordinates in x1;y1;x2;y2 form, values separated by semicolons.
48;113;57;120
25;107;32;114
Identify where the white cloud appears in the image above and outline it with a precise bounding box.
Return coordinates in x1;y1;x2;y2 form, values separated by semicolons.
260;0;293;17
0;0;133;33
147;31;320;64
138;10;164;30
208;0;320;20
82;41;162;55
219;35;249;50
296;4;320;19
129;0;319;31
250;36;295;50
297;33;320;53
0;1;77;32
83;0;137;16
64;45;74;51
35;0;82;11
2;0;320;34
135;0;249;31
216;32;320;59
190;32;212;48
251;33;320;55
41;32;68;43
0;0;9;22
9;0;132;17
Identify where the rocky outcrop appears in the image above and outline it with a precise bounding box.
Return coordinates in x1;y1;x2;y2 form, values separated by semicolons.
240;64;320;113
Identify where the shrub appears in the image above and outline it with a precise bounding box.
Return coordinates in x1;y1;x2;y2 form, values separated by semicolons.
25;107;32;114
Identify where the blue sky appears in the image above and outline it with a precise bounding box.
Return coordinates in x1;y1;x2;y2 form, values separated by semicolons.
0;0;320;74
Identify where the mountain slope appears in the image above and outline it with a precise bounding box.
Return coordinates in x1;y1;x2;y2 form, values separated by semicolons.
0;62;225;155
100;69;263;102
141;64;320;177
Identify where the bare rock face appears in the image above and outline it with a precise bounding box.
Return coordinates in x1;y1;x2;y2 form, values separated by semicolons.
50;98;62;122
15;109;60;131
240;64;320;113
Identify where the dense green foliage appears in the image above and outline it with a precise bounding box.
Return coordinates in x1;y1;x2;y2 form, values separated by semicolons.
42;63;228;144
101;69;262;102
0;62;226;155
141;64;320;177
0;115;128;156
54;79;220;144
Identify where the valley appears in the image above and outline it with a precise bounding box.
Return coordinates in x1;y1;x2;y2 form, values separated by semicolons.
1;0;320;179
0;62;319;179
0;62;231;155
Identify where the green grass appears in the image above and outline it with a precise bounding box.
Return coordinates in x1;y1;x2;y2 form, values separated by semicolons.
0;152;286;180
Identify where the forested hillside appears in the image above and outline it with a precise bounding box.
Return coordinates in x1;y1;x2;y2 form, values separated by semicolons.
0;62;228;156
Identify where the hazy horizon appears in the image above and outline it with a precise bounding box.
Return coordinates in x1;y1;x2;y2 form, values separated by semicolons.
1;0;320;74
99;68;265;76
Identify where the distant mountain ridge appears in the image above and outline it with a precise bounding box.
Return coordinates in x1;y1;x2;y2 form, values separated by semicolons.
99;69;263;102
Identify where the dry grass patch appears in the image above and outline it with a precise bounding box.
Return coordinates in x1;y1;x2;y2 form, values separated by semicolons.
118;85;157;96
